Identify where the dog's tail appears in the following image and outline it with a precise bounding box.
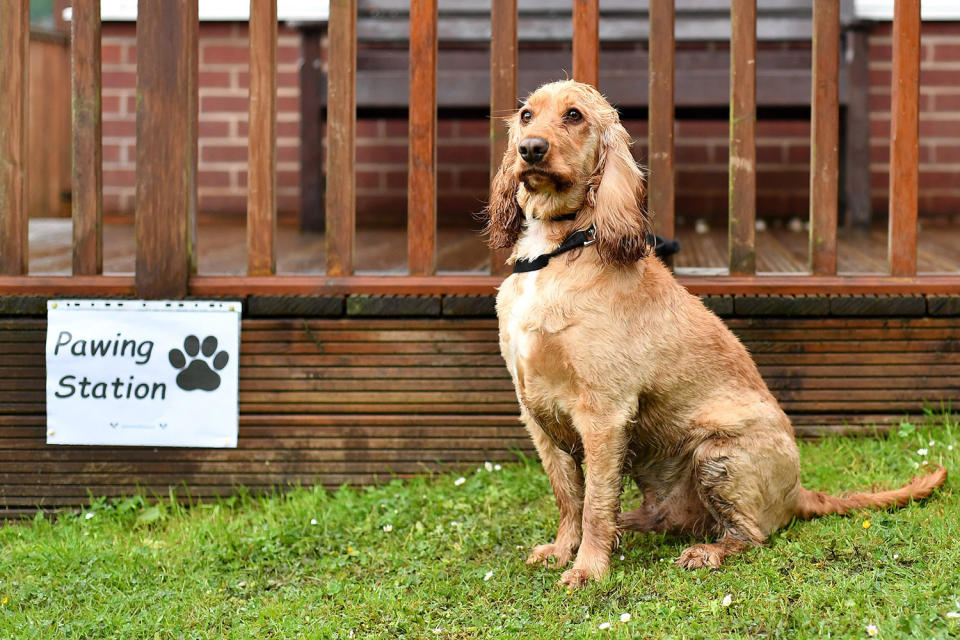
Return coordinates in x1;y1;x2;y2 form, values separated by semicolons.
794;464;947;520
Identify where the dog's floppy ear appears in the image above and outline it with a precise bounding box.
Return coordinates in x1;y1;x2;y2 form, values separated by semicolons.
586;119;650;265
482;123;523;250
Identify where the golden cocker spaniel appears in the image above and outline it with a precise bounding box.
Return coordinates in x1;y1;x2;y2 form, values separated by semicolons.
483;80;947;588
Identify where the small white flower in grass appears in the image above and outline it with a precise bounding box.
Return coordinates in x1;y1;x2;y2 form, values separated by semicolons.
892;554;899;559
918;448;928;456
432;627;442;635
929;440;936;446
598;622;611;630
454;477;466;486
946;612;960;619
914;462;921;469
949;445;954;451
866;624;879;636
484;570;494;581
516;545;524;550
494;464;502;471
84;512;94;520
382;525;393;533
485;461;494;472
450;521;460;527
620;555;625;561
310;518;318;525
722;594;733;607
619;613;631;623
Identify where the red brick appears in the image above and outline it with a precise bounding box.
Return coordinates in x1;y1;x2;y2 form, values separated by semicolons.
126;95;137;114
756;145;784;164
458;169;490;190
920;69;960;87
202;45;248;65
103;169;136;188
101;44;124;65
236;71;298;89
458;120;490;137
934;94;960;111
935;145;960;163
757;121;809;137
786;145;810;164
756;169;808;190
201;95;250;112
384;119;409;137
198;120;231;137
438;144;487;164
102;144;122;163
101;95;121;113
200;71;233;88
278;145;299;162
102;71;136;88
674;145;710;164
357;144;408;164
102;120;136;137
869;69;892;88
237;120;300;137
202;145;248;163
870;45;892;61
126;44;137;64
919;171;960;189
356;171;382;189
278;45;300;64
869;93;891;112
278;96;299;112
198;171;232;188
919;119;960;138
676;120;725;137
198;194;247;213
277;170;301;188
678;170;727;191
385;171;407;189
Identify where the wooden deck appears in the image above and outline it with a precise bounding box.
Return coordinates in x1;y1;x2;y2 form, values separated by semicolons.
26;217;960;276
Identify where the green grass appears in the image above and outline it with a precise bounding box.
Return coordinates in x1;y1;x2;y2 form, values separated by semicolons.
2;411;960;639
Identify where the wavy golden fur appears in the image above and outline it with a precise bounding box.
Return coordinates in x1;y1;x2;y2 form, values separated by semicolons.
482;80;947;588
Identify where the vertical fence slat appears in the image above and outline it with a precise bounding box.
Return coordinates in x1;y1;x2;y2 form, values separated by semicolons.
490;0;517;277
326;0;357;276
729;0;757;276
408;0;438;276
648;0;675;261
135;0;198;298
573;0;599;87
809;0;839;276
72;0;103;275
0;0;29;276
888;0;920;277
247;0;277;275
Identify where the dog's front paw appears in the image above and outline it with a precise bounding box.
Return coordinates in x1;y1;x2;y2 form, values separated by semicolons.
526;543;574;567
558;556;608;588
676;543;723;570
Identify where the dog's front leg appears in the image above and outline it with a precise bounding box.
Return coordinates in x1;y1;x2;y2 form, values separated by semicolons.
524;414;584;568
560;406;628;588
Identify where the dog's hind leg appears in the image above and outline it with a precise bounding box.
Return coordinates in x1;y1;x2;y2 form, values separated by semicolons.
676;430;801;570
523;411;585;568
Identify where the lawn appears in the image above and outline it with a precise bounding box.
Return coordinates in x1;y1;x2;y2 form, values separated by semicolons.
2;411;959;639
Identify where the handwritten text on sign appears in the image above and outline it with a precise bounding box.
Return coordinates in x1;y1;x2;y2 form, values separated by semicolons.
46;300;241;447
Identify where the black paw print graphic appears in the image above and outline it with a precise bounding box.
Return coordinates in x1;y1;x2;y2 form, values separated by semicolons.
168;335;229;391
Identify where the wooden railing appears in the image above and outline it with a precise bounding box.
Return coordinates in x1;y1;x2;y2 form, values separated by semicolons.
1;0;957;298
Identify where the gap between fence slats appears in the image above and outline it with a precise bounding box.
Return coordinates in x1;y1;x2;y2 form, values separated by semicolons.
0;1;29;276
134;0;198;298
888;0;920;277
809;0;839;276
247;0;278;276
408;0;438;276
326;0;357;276
572;0;599;87
489;0;517;277
648;0;675;264
729;0;757;276
71;0;103;276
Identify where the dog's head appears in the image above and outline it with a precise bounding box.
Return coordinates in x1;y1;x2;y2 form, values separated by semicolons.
483;80;650;265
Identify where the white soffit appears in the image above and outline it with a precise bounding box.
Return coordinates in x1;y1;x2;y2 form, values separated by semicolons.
855;0;960;21
64;0;329;22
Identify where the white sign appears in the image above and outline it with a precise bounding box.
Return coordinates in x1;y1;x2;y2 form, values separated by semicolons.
46;300;241;448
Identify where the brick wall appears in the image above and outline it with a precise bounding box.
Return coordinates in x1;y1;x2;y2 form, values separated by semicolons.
869;22;960;220
101;22;301;216
98;21;960;226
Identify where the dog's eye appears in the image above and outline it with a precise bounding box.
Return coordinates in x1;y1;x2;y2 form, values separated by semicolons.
520;110;533;124
564;109;582;123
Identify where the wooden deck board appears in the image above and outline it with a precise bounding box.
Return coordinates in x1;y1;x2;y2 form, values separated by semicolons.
23;218;960;276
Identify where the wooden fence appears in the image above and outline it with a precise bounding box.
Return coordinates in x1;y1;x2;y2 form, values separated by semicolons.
0;0;955;295
1;0;958;514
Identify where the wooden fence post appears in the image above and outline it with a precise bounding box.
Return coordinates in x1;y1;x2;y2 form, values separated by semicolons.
573;0;599;87
247;0;278;276
72;0;103;275
408;0;438;276
489;0;517;277
326;0;357;277
729;0;757;276
888;0;920;277
135;0;199;298
0;1;29;276
648;0;675;263
809;0;839;276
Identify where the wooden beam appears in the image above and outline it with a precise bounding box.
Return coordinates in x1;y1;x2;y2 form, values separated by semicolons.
326;0;357;276
407;0;438;276
648;0;675;263
729;0;757;276
809;0;839;276
71;0;103;276
888;0;920;277
489;0;517;277
0;1;29;276
299;26;325;232
572;0;599;87
135;0;198;298
247;0;278;276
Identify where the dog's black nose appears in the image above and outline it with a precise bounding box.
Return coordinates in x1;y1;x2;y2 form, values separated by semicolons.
518;136;549;164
